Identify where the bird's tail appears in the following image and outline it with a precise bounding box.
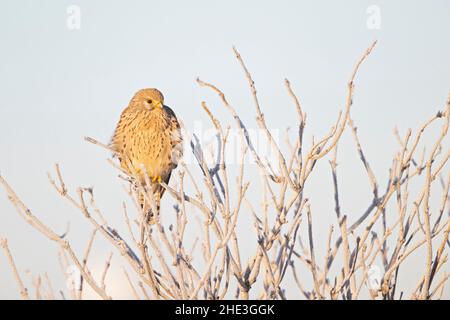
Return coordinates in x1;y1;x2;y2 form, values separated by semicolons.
138;185;162;225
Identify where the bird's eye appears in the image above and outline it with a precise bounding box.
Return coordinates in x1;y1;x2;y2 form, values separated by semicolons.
147;99;153;104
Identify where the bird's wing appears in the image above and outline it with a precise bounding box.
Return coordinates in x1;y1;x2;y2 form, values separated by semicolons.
164;105;183;172
109;106;135;157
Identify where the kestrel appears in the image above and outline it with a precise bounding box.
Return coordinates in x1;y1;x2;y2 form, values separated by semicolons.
110;88;183;222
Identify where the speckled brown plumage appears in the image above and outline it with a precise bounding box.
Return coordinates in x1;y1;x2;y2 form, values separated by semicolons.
110;88;183;222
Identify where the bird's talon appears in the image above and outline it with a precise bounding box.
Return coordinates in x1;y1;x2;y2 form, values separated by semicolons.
150;176;162;183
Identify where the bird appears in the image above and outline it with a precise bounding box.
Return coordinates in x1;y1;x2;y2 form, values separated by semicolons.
110;88;183;223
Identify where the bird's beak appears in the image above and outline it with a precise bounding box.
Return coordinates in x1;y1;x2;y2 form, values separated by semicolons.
155;101;163;109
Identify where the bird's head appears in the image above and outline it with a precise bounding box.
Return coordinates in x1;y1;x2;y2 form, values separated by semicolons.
130;88;165;111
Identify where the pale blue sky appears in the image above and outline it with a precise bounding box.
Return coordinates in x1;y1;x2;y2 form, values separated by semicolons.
0;0;449;299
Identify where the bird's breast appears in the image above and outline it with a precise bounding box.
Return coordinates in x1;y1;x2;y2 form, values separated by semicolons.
117;113;172;180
